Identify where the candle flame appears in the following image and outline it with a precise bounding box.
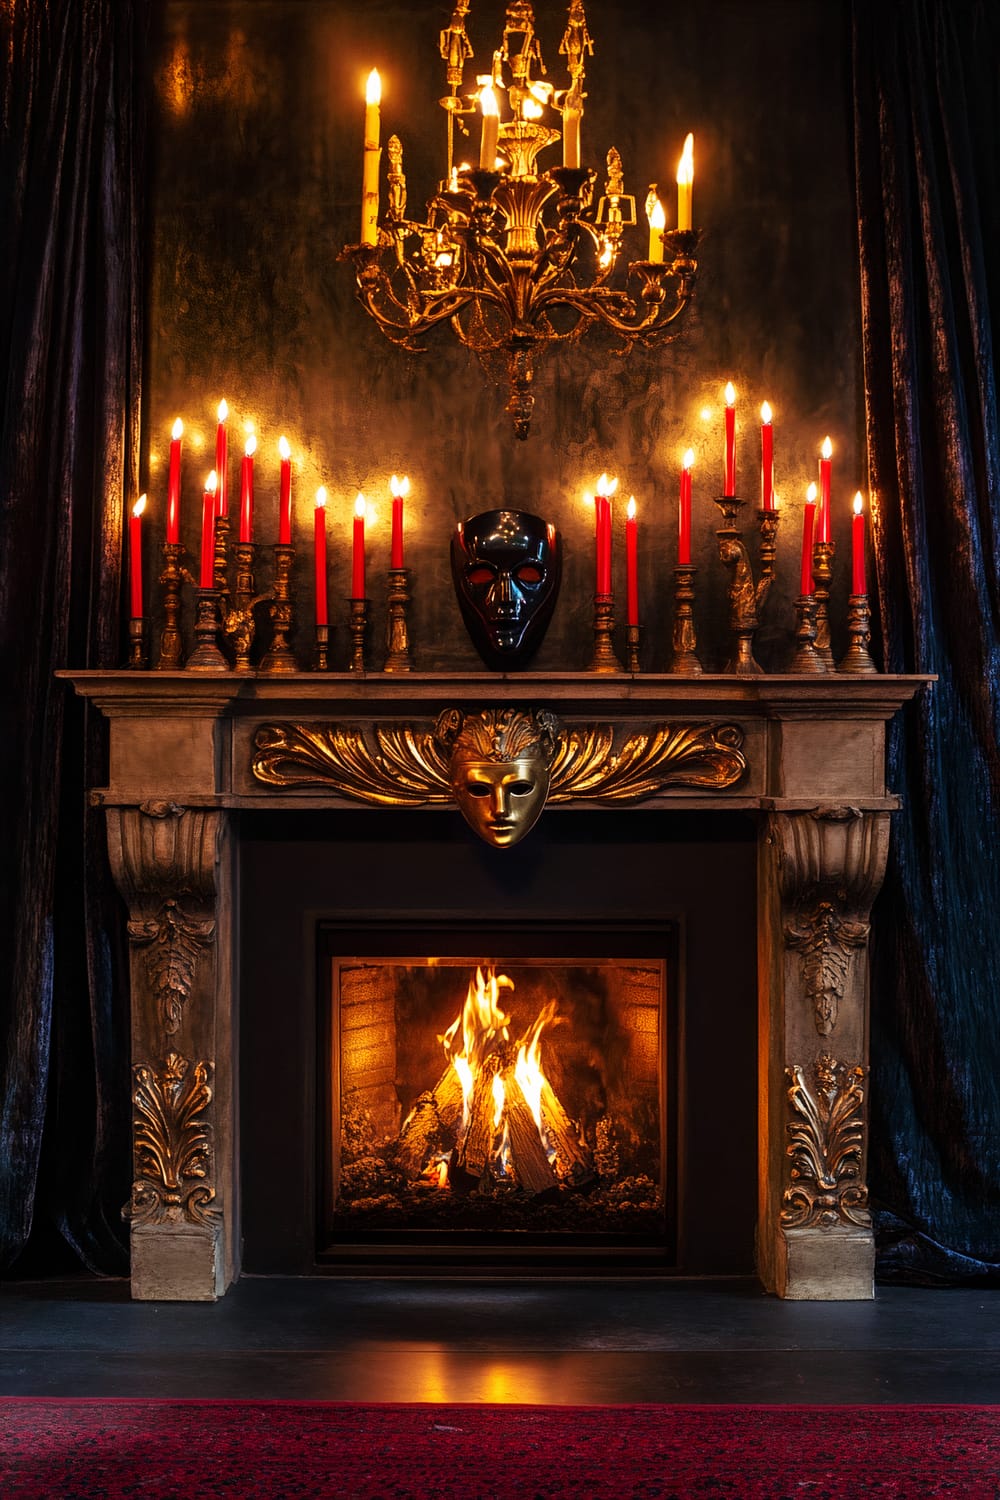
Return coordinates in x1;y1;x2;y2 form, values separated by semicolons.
821;435;833;460
244;434;257;458
648;197;666;230
217;399;228;422
627;495;637;520
596;472;619;498
853;491;864;516
724;382;736;407
366;69;381;105
479;83;499;117
677;132;694;187
449;166;459;191
806;482;818;503
133;494;147;519
522;96;543;120
278;435;291;461
206;470;218;494
355;493;367;519
761;401;773;424
683;448;695;470
171;418;183;440
390;474;410;498
315;486;328;509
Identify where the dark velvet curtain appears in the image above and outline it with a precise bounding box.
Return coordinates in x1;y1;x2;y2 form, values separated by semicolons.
853;0;1000;1281
0;0;147;1273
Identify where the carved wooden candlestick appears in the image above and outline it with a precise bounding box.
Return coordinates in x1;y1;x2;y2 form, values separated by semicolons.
383;567;413;672
313;622;330;672
185;589;228;671
212;513;230;599
811;539;836;669
758;506;780;599
156;542;193;670
838;594;878;674
589;593;624;674
128;617;147;670
790;594;827;673
259;544;297;674
715;497;762;676
349;597;369;675
626;623;641;674
669;564;702;675
221;541;265;674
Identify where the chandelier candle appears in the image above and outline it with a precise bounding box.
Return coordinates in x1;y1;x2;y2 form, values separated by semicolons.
479;83;499;169
760;402;775;509
724;383;736;496
129;494;146;618
679;449;694;564
677;133;694;230
278;436;292;545
362;69;381;246
800;484;817;597
239;434;256;543
215;400;228;516
818;436;832;542
563;87;582;168
626;497;638;625
199;471;218;589
166;418;183;543
390;473;408;568
647;195;665;263
852;492;867;594
352;494;367;598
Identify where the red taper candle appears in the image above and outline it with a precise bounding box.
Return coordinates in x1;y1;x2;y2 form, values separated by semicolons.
800;484;817;597
199;471;218;588
352;494;366;599
760;401;774;509
314;487;329;625
818;436;832;543
595;472;616;595
625;496;638;626
129;495;146;618
215;400;229;517
166;418;183;543
679;448;694;564
278;436;292;545
852;492;867;595
724;383;736;496
390;473;408;569
239;434;256;543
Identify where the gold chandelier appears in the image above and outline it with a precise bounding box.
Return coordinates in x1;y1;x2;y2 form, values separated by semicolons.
342;1;700;439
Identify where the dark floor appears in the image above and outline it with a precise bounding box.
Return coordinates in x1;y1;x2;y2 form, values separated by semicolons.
3;1276;1000;1403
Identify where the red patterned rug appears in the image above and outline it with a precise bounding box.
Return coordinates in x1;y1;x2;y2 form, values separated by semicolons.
2;1401;998;1498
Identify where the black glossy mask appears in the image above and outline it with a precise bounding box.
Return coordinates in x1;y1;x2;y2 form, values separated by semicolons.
451;510;561;670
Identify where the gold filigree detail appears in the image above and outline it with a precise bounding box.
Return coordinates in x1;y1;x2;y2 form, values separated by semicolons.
784;900;869;1036
781;1056;870;1230
251;718;746;806
128;899;216;1034
130;1053;218;1226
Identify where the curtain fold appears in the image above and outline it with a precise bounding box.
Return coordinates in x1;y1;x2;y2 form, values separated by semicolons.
853;0;1000;1281
0;0;147;1273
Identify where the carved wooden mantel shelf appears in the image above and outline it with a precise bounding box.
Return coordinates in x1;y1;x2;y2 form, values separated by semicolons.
63;669;931;1304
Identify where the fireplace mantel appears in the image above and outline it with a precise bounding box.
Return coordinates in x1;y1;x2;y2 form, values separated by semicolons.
64;670;930;1301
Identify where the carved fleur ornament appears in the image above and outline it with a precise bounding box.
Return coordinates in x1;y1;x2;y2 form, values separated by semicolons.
127;899;216;1034
784;899;869;1037
130;1052;218;1227
781;1055;870;1231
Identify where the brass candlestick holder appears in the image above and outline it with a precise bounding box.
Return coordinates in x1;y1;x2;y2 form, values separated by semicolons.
221;539;264;674
838;593;878;673
715;496;779;675
259;543;297;674
156;541;193;670
626;622;641;673
349;597;369;674
669;563;702;675
185;588;228;671
383;567;413;672
589;593;624;674
811;538;836;668
790;593;828;673
128;617;147;670
213;513;230;598
313;622;330;672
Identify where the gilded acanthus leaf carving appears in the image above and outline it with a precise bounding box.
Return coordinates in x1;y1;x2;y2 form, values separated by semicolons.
784;900;869;1036
127;899;216;1034
781;1055;870;1231
250;718;746;806
130;1053;218;1227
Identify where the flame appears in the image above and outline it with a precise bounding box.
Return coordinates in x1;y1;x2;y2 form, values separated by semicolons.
677;132;694;187
366;69;381;106
315;485;328;510
132;494;147;519
171;417;183;440
596;472;619;498
854;491;864;516
439;965;512;1133
761;400;773;424
821;435;833;460
598;238;614;269
206;470;218;495
390;474;410;498
278;435;291;461
480;83;499;117
244;434;257;458
683;447;695;470
806;481;818;503
648;197;666;231
355;493;367;519
217;398;228;423
492;1072;506;1129
627;495;637;521
724;382;736;407
522;96;543;120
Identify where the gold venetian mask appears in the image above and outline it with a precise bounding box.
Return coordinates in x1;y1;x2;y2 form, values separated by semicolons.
435;707;560;849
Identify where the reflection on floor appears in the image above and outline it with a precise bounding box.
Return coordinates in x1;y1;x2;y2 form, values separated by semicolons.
2;1277;999;1403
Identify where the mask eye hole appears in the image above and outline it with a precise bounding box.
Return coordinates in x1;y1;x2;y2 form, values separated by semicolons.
514;563;544;584
510;781;534;796
466;783;491;797
466;566;496;586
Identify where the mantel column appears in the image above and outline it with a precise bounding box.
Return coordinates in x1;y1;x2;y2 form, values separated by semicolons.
106;800;237;1300
757;806;889;1299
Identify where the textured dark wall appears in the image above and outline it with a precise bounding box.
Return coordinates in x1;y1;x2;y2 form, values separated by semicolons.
147;0;860;671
